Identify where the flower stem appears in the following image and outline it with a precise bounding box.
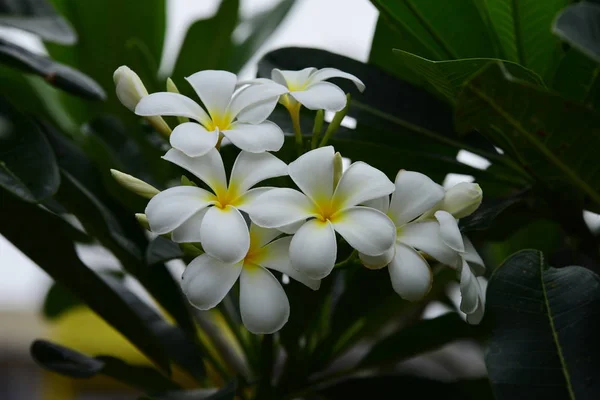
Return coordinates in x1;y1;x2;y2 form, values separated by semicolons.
319;94;351;148
311;109;325;149
334;250;358;269
215;132;225;151
288;102;304;156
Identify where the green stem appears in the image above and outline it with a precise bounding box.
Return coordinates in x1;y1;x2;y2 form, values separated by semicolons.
311;110;325;149
215;132;225;151
289;103;304;156
319;94;352;147
334;250;358;269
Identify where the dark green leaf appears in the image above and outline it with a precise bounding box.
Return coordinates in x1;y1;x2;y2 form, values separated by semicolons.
551;49;600;109
0;39;105;100
0;0;75;44
0;97;60;202
42;281;82;320
486;250;600;399
142;380;237;400
460;189;530;233
455;62;600;208
553;2;600;63
146;236;183;265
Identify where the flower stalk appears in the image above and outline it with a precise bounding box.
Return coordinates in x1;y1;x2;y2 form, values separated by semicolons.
319;93;351;147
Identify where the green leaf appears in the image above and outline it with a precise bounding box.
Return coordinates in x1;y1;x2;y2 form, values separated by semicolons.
42;281;82;320
551;49;600;109
553;2;600;64
0;39;105;100
141;380;237;400
459;188;530;233
455;62;600;208
0;192;171;372
485;250;600;399
480;0;567;79
0;0;75;44
391;50;544;104
146;237;183;265
31;340;180;392
0;97;60;202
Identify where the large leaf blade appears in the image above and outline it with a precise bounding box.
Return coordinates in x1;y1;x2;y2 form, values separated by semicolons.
552;2;600;64
0;0;75;44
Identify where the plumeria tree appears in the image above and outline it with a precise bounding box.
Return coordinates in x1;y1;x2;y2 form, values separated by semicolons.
1;1;600;399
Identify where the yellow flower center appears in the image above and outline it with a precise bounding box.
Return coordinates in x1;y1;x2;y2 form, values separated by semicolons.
205;111;233;132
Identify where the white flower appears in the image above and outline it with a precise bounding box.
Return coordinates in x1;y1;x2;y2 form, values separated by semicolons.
246;68;365;112
145;148;287;264
358;170;462;301
135;70;288;157
246;146;396;279
182;223;320;334
421;182;483;220
110;169;159;199
434;210;486;324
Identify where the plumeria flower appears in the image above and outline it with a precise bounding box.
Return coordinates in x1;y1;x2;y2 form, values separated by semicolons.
135;70;288;157
183;223;320;334
246;68;365;112
145;148;287;264
246;146;396;280
358;171;463;301
434;211;486;324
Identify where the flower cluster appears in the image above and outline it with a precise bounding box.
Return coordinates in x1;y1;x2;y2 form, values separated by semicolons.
111;66;486;333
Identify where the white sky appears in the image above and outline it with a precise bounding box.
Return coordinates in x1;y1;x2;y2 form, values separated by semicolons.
0;0;378;311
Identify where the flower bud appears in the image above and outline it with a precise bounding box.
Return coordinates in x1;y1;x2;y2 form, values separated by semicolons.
110;169;160;199
333;152;344;189
135;213;150;230
441;182;482;219
113;66;148;111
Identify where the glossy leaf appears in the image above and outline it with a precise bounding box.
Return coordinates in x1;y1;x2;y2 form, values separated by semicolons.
0;97;60;202
0;0;75;44
551;49;600;109
146;237;183;265
553;2;600;63
456;63;600;208
459;189;530;233
486;250;600;399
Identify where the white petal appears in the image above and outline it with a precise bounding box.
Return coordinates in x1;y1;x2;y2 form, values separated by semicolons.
163;148;227;195
272;68;316;88
466;277;486;324
229;151;288;195
170;122;219;157
278;220;305;234
186;70;236;118
332;206;396;256
228;83;287;122
388;243;432;301
459;258;480;314
135;92;210;126
259;237;320;290
289;219;337;279
290;82;347;111
362;195;390;214
389;170;445;226
332;162;395;210
145;186;215;234
249;223;282;249
399;221;461;267
288;146;334;204
434;211;465;253
200;205;250;264
359;245;395;270
172;207;209;243
308;68;366;92
245;188;317;228
182;254;242;310
239;265;290;334
223;121;284;153
463;236;485;276
235;187;274;211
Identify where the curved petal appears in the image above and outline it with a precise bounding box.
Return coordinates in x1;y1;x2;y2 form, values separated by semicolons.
332;162;395;210
272;68;316;88
278;220;305;234
388;243;432;301
260;237;320;290
163;148;227;195
135;92;210;126
145;186;215;234
459;259;480;314
289;219;337;279
463;236;485;276
235;187;274;211
223;121;284;153
332;206;396;256
170;122;219;157
200;205;250;264
249;223;282;249
229;151;288;195
389;170;445;226
172;207;209;243
245;188;317;228
362;195;390;214
182;254;242;310
308;68;366;92
228;83;287;122
239;265;290;334
289;146;334;205
289;82;347;111
359;245;395;270
434;211;465;253
186;70;236;118
466;277;486;325
399;221;461;267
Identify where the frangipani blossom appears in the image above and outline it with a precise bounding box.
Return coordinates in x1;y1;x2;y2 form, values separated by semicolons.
136;70;288;157
247;67;365;112
183;224;320;334
145;148;287;264
358;171;461;301
247;146;396;280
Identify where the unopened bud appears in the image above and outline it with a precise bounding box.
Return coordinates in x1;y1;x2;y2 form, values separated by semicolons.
135;213;150;230
113;66;148;111
333;152;343;189
110;169;160;199
441;182;482;219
